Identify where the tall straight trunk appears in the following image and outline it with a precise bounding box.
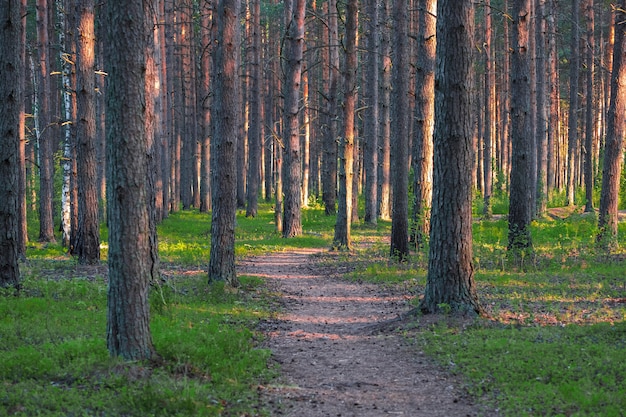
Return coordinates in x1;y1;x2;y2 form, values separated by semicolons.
508;0;533;250
0;0;23;289
583;0;594;212
37;0;56;243
322;0;339;216
363;0;379;225
378;0;392;220
181;2;197;210
59;0;73;248
535;0;549;216
264;32;276;202
105;0;156;361
389;0;409;260
152;1;164;222
282;0;305;238
333;0;357;249
420;0;482;315
597;7;625;249
499;0;511;188
302;61;311;207
209;0;241;286
246;0;261;217
75;0;100;264
199;1;212;213
164;0;176;214
566;0;580;206
18;0;27;258
411;0;436;246
483;0;494;217
547;0;559;192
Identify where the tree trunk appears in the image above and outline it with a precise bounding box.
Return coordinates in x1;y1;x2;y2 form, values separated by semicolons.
508;0;534;250
199;2;212;213
209;0;241;287
333;0;358;249
105;0;156;360
18;0;27;258
583;0;595;213
59;0;73;249
566;0;580;206
420;0;482;315
75;0;100;264
483;0;494;218
389;0;409;260
597;7;625;249
0;0;23;290
378;0;392;220
246;0;261;217
37;0;56;243
546;0;559;193
535;0;549;217
363;0;379;225
411;0;435;247
282;0;305;238
322;0;339;216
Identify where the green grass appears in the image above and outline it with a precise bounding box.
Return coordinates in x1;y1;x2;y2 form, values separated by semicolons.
11;199;626;416
343;209;626;416
0;268;275;416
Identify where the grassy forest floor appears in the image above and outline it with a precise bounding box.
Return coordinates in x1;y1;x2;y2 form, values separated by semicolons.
1;203;625;416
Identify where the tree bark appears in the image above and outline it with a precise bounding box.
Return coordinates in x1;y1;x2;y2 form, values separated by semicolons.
597;6;625;249
508;0;534;250
411;0;435;247
0;0;23;290
105;0;156;360
378;0;392;220
566;0;580;206
199;1;212;213
246;0;261;217
75;0;100;264
37;0;56;243
420;0;482;315
390;0;410;260
333;0;358;249
546;0;559;193
363;0;379;225
483;0;494;218
322;0;339;216
209;0;241;286
535;0;549;217
583;0;595;213
282;0;305;238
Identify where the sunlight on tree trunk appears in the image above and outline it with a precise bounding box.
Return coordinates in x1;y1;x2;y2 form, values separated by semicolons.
419;0;483;316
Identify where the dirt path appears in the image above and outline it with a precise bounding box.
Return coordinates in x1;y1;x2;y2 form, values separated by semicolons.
240;249;487;417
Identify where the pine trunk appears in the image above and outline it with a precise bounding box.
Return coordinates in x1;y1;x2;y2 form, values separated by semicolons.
389;0;409;260
75;0;100;264
209;0;241;286
597;7;625;248
105;0;156;360
420;0;482;315
282;0;305;238
508;0;534;250
0;0;23;290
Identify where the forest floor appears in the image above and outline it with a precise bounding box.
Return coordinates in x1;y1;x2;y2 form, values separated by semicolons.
240;248;495;417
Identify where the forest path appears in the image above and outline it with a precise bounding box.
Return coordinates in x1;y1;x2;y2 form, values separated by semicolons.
239;248;486;417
